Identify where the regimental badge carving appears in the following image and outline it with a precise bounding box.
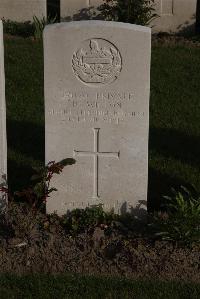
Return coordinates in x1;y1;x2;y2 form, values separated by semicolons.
72;39;122;85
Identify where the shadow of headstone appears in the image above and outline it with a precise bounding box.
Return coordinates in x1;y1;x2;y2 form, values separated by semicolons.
196;0;200;33
47;0;60;20
176;14;196;36
7;119;45;192
61;4;106;22
148;126;200;211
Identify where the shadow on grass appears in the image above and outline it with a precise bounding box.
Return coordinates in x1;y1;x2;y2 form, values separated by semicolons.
7;119;44;192
149;127;200;167
7;160;37;193
176;14;196;36
7;119;44;162
148;127;200;210
148;167;191;211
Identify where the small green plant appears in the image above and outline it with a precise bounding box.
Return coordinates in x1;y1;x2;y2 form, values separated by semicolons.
3;16;57;39
15;159;75;209
33;15;57;40
62;205;118;235
150;187;200;245
99;0;157;26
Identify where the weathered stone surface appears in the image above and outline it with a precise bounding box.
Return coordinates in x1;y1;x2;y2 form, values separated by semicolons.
60;0;88;20
152;0;197;33
0;20;7;212
60;0;103;20
60;0;197;33
0;0;46;22
44;21;151;216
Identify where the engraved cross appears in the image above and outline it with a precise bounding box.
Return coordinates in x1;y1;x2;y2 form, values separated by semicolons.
74;128;120;200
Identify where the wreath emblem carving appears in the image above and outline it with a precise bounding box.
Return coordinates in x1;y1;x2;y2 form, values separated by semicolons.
72;39;122;85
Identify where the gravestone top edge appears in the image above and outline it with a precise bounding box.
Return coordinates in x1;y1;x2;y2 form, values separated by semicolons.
44;20;151;35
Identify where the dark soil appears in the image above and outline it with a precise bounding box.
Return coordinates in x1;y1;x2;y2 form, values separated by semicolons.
0;203;199;282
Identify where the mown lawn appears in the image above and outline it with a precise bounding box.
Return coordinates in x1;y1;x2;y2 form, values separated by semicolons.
4;38;200;208
0;274;200;299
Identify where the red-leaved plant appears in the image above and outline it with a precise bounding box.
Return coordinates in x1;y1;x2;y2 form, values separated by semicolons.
15;158;76;209
0;186;9;194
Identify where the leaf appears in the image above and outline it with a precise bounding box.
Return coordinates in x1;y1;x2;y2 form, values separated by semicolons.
59;158;76;166
155;232;169;236
47;188;57;194
31;174;43;181
32;166;44;173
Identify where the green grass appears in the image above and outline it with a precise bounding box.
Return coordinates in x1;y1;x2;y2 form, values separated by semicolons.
149;45;200;208
5;39;44;190
4;38;200;208
0;274;199;299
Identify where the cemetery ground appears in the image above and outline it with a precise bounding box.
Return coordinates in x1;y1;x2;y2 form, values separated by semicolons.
0;34;200;296
0;274;200;298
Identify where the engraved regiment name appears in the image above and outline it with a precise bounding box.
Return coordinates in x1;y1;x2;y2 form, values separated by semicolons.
48;90;145;125
48;89;145;125
72;39;122;85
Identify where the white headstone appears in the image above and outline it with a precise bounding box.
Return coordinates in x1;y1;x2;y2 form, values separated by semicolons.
60;0;197;33
0;20;7;212
152;0;197;33
0;0;47;22
60;0;103;20
44;21;151;216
